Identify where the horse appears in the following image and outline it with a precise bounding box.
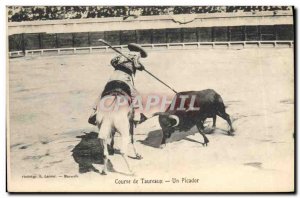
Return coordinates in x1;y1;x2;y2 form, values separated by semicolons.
96;80;142;175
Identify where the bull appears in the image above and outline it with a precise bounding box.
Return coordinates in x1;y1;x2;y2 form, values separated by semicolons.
154;89;234;146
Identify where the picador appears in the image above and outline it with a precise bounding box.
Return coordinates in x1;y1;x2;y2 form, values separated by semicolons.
88;43;148;175
88;43;147;127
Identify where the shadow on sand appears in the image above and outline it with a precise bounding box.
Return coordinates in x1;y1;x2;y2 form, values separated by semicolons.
71;131;105;174
71;131;135;176
138;129;163;148
138;127;217;148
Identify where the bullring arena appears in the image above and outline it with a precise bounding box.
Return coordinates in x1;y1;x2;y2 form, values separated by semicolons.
7;6;294;192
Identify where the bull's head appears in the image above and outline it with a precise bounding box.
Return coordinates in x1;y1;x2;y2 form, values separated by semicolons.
154;112;179;140
153;112;180;128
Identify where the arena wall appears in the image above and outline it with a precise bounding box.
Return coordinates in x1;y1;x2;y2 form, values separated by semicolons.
8;11;294;52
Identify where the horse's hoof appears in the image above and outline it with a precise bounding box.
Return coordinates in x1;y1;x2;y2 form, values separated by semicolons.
135;154;143;160
202;140;209;146
205;139;209;145
159;144;166;149
101;171;107;175
228;131;234;136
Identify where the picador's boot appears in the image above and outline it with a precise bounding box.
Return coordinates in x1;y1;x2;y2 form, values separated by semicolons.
88;109;97;126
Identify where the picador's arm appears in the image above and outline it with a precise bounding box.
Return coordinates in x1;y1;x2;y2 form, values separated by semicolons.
110;55;122;68
131;54;144;71
111;54;145;71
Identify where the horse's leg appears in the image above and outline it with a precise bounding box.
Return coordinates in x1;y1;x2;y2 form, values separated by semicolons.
123;134;134;175
113;108;136;175
108;129;115;155
131;140;142;159
98;118;112;175
128;106;135;143
129;118;134;144
129;119;142;159
128;107;142;159
118;122;135;175
101;138;109;175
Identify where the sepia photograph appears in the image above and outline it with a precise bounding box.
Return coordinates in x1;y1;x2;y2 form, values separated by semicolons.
6;5;295;192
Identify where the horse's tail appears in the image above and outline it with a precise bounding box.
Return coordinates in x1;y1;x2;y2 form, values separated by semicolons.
106;95;118;107
96;95;118;125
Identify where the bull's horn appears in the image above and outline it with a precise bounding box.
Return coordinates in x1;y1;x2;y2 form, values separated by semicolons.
153;112;169;116
169;115;179;127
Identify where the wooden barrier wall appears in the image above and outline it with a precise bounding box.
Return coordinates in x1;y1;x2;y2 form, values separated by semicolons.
8;25;294;51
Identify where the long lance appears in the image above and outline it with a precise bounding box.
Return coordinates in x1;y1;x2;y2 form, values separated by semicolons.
98;39;178;94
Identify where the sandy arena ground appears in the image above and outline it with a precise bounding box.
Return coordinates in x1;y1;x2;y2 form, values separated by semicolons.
8;47;294;192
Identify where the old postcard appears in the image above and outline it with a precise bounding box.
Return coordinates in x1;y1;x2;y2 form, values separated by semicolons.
7;6;295;192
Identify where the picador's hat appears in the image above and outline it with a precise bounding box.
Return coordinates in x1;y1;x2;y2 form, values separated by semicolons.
128;43;148;58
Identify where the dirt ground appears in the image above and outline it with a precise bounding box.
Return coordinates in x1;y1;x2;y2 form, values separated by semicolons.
8;47;294;192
